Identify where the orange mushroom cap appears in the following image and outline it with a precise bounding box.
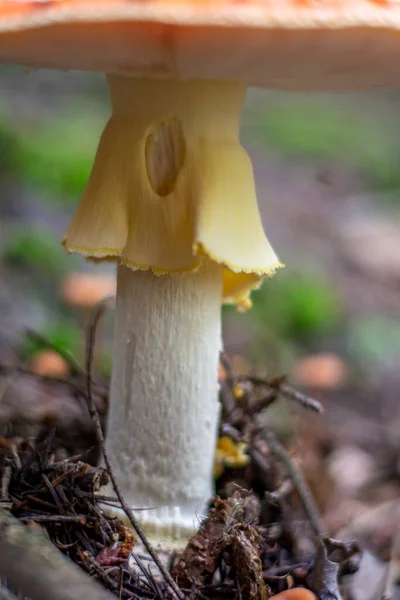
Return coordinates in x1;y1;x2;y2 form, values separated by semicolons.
61;272;116;309
293;352;348;390
0;1;399;90
29;349;69;378
271;589;317;600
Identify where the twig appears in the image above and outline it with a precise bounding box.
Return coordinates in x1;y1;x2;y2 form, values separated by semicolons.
219;424;242;443
248;393;279;416
266;480;294;504
8;445;21;472
0;362;77;389
133;553;164;600
25;330;84;374
0;508;116;600
240;375;324;414
249;447;273;491
277;382;324;413
0;363;108;400
18;514;90;524
85;301;185;600
42;473;65;515
382;530;400;600
0;586;18;600
0;466;11;501
263;563;310;577
80;551;119;591
263;431;325;538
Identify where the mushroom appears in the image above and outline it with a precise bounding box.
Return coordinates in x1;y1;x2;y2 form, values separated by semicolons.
270;590;317;600
1;1;399;548
29;349;69;379
293;353;348;391
61;272;116;310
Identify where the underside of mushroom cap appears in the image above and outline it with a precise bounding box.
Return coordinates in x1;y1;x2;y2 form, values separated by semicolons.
1;2;400;90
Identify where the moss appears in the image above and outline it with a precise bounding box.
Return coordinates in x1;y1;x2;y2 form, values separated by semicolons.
250;98;400;191
347;316;400;368
20;321;81;362
250;270;342;342
4;228;70;276
0;102;105;205
12;111;103;203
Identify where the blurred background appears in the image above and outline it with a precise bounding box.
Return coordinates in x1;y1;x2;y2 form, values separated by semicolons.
0;67;399;570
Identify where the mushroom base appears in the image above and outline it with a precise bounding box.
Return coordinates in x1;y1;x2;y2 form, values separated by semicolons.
102;261;223;548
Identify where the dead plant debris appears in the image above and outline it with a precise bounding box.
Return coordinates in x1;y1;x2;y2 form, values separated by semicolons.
0;328;371;600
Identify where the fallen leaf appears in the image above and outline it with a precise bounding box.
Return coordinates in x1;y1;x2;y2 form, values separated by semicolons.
312;540;343;600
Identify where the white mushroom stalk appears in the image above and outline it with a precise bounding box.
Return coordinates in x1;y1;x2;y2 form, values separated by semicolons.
63;75;282;547
108;262;223;545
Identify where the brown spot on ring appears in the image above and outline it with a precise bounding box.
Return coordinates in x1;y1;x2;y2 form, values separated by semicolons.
145;118;185;197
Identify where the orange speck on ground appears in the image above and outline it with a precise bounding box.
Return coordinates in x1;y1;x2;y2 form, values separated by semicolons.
293;353;348;390
29;349;69;378
61;272;116;309
271;588;318;600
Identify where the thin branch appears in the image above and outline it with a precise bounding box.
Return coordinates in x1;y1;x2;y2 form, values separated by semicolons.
0;586;18;600
382;530;400;600
263;431;325;538
0;466;11;501
25;330;84;374
79;551;119;591
277;382;324;414
0;363;108;400
239;375;324;414
85;301;185;600
0;508;116;600
18;514;90;524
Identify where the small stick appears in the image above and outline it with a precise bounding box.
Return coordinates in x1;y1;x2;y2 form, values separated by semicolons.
41;474;65;515
25;330;84;374
8;445;21;472
219;424;242;443
0;466;11;501
0;363;108;401
0;586;18;600
240;375;324;414
382;530;400;600
266;479;294;504
264;431;325;538
249;447;274;491
80;551;118;591
263;563;310;577
25;495;57;511
0;508;116;600
277;383;324;414
18;515;90;524
85;301;185;600
248;393;279;416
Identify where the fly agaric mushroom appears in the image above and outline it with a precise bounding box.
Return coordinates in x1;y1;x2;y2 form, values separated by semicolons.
1;1;399;548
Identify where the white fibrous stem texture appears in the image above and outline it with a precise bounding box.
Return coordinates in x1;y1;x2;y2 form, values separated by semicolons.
105;262;223;546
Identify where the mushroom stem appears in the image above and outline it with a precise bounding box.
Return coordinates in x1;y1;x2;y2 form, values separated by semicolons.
63;74;281;548
104;261;223;547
